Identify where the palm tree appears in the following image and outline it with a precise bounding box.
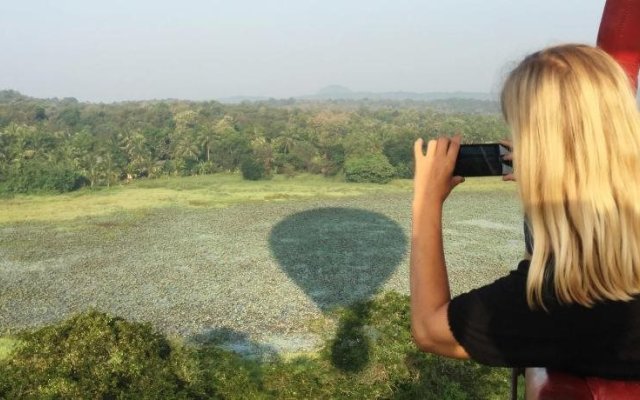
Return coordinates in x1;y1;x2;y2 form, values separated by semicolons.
119;130;154;178
198;126;216;162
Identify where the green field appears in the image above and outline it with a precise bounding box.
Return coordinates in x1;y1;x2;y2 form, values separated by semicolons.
0;173;526;398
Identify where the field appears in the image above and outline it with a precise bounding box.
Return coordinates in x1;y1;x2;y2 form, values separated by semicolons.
0;173;524;355
0;173;528;398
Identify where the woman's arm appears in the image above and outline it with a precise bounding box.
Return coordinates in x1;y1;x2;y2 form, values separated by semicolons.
410;135;469;359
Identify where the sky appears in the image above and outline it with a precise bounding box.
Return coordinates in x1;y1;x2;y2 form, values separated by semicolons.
0;0;606;102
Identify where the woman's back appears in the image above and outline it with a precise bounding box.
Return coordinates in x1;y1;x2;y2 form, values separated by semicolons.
409;43;640;380
500;44;640;310
448;258;640;379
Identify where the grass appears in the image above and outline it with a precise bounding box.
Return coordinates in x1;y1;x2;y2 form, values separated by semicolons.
0;173;416;224
0;338;18;361
0;173;516;224
0;293;517;399
0;173;525;398
0;175;522;340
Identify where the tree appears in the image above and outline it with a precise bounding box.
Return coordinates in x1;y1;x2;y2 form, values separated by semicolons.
34;106;47;121
250;135;273;175
0;94;509;190
210;115;249;172
119;130;152;178
240;157;266;180
171;111;201;175
344;154;395;184
383;134;417;179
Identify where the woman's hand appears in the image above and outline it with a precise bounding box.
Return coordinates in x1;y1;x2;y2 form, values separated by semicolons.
413;134;465;207
499;139;516;182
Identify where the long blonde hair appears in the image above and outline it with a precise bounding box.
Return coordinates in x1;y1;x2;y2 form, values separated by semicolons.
501;44;640;309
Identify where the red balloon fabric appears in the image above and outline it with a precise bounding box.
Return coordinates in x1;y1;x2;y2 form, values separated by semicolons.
597;0;640;92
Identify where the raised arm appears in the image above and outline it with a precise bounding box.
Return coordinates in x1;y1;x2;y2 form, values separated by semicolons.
409;135;469;359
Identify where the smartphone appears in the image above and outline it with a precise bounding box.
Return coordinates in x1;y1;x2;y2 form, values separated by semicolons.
453;143;513;177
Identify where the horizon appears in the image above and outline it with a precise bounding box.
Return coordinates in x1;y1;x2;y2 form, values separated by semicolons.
0;86;498;104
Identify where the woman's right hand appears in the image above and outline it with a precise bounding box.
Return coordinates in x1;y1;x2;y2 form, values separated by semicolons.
499;139;516;181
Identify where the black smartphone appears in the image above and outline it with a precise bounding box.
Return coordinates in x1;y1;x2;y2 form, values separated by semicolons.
453;143;513;177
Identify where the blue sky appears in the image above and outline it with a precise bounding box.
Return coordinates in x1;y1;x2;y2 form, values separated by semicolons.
0;0;605;102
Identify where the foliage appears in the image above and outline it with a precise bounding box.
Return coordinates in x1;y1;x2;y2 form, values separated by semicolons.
0;293;512;399
0;311;206;399
344;154;396;184
320;143;346;176
2;160;87;193
0;90;510;193
241;157;267;180
383;134;416;179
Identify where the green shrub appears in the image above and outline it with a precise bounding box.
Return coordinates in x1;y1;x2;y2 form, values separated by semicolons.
321;143;346;177
383;135;416;178
2;161;87;193
344;154;395;184
0;295;512;399
394;162;413;179
240;157;266;180
0;311;206;399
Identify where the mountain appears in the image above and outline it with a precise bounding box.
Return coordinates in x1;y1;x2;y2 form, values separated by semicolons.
216;95;272;104
0;89;32;103
216;86;496;104
303;86;495;102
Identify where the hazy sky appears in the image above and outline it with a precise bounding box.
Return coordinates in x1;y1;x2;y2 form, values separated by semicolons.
0;0;605;102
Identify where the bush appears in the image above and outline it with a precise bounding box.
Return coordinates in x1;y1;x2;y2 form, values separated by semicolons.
0;311;206;399
321;143;346;177
240;157;266;180
383;135;416;178
344;154;396;184
394;162;413;179
0;295;513;399
279;163;297;178
2;161;87;193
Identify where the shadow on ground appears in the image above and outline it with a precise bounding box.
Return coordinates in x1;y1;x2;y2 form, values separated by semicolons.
269;207;407;372
190;326;280;361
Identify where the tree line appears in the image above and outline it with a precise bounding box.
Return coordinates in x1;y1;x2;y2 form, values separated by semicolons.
0;90;509;192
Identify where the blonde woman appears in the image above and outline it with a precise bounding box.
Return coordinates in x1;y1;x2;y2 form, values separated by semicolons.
410;44;640;379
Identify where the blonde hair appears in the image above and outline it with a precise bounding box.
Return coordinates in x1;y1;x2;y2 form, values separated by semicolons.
501;44;640;309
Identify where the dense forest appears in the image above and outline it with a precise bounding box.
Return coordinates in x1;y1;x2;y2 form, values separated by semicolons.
0;90;509;193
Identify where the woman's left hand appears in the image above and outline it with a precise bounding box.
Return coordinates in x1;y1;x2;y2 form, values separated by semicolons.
413;134;465;207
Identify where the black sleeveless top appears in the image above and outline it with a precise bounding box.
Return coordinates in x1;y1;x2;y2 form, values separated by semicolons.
448;261;640;379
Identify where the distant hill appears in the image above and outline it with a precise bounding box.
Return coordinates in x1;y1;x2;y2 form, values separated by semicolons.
303;86;495;102
215;86;500;113
0;88;501;114
0;89;83;105
0;89;32;103
216;85;495;105
217;95;272;103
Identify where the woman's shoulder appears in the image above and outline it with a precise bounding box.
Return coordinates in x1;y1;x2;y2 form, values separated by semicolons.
455;259;531;302
448;258;640;372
